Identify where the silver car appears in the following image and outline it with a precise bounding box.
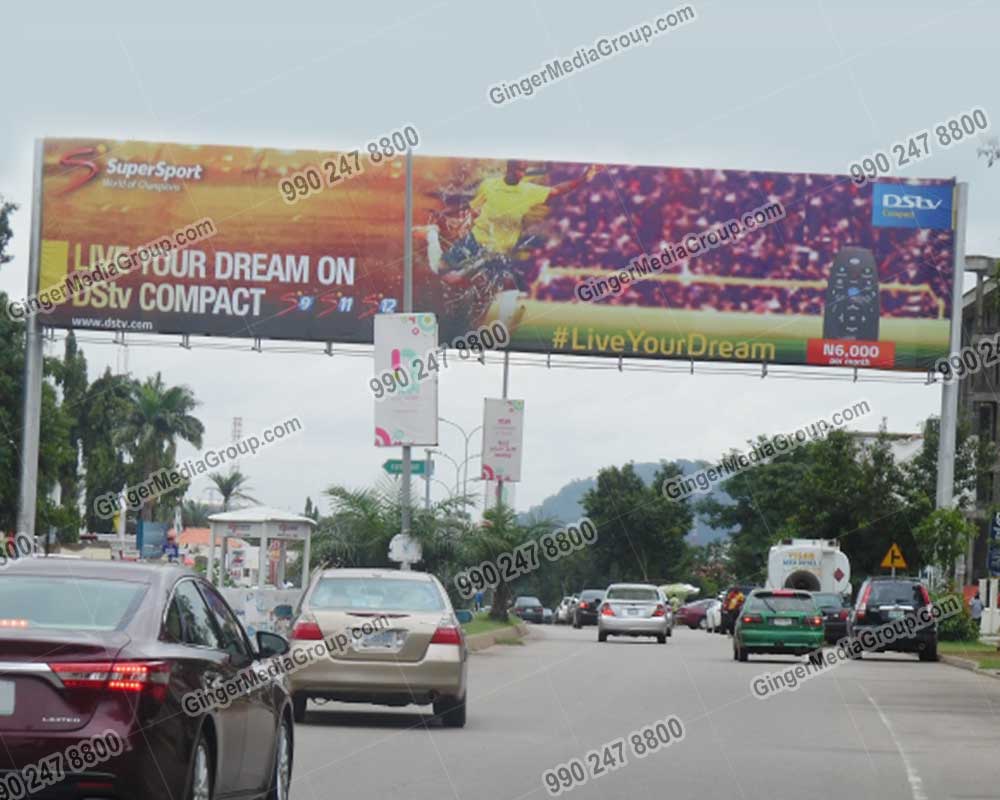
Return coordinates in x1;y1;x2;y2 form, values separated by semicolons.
597;583;670;644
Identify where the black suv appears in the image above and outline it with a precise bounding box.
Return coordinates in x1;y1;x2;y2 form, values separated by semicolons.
573;589;606;628
846;576;938;661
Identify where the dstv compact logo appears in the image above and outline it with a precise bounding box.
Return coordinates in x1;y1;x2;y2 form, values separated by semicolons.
881;193;943;210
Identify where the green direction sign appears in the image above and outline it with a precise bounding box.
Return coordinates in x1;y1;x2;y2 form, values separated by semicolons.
383;459;431;476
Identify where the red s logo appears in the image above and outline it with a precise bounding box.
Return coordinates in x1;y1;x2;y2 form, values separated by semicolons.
58;146;102;194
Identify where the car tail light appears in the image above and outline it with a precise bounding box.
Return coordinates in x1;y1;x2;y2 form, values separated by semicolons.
430;625;463;645
838;610;849;620
804;616;823;627
652;605;666;617
918;585;931;606
741;614;763;625
291;619;324;640
579;601;588;609
855;583;873;621
601;605;615;617
51;661;170;701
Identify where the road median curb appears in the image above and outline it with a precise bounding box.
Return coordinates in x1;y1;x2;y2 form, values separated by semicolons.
465;621;530;652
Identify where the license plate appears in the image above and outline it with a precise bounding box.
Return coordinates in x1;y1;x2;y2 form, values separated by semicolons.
887;610;905;620
627;608;639;616
0;681;14;716
772;618;792;626
356;630;403;650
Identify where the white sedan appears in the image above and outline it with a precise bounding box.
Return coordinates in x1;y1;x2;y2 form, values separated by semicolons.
704;599;723;632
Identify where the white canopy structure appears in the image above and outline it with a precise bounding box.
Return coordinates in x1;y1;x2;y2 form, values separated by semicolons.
207;505;315;591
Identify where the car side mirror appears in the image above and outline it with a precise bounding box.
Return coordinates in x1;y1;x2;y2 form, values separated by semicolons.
256;630;290;659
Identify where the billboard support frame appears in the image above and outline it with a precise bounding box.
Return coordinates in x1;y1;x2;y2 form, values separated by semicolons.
16;140;45;544
936;182;968;582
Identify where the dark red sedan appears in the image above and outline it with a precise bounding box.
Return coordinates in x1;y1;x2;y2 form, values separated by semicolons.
0;558;294;800
674;599;714;629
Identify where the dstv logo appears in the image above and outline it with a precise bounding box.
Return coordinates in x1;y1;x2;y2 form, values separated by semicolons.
881;193;943;210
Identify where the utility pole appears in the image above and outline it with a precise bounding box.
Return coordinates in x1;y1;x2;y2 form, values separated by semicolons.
400;147;414;571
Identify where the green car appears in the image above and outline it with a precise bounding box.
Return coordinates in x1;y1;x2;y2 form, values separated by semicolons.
733;589;825;664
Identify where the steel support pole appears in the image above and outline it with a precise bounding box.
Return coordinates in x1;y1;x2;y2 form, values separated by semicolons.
936;183;967;583
16;141;45;547
400;148;414;570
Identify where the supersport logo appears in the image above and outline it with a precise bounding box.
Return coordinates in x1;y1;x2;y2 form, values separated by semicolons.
57;145;103;195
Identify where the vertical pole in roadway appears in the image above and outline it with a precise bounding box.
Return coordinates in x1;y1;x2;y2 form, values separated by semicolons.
936;182;968;584
16;141;45;550
424;448;432;510
400;148;414;570
496;350;510;510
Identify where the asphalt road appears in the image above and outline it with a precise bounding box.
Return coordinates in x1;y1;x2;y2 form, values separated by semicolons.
288;624;1000;800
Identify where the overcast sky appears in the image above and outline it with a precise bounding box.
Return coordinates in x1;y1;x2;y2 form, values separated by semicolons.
2;0;997;518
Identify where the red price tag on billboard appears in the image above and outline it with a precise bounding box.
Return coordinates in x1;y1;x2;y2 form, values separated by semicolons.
806;339;895;368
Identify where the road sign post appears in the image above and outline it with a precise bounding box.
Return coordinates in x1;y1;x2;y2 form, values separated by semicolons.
881;543;908;578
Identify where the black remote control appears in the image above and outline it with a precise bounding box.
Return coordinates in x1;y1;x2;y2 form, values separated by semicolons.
822;247;880;340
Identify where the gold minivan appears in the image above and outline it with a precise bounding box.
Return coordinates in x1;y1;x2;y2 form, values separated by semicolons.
288;568;468;727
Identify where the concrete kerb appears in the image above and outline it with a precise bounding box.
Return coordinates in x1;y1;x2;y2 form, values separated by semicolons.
940;653;1000;680
466;621;530;652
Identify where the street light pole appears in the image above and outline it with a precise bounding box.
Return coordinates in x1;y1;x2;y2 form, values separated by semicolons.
438;417;483;499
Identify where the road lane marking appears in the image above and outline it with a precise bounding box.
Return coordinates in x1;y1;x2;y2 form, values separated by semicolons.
861;685;928;800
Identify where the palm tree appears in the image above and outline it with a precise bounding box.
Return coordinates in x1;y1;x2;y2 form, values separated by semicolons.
116;372;204;520
207;469;259;511
181;498;212;527
459;505;554;622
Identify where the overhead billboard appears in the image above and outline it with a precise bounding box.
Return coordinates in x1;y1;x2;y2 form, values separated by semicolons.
32;138;956;370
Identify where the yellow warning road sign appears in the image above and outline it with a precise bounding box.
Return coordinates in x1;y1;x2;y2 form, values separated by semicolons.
880;543;908;570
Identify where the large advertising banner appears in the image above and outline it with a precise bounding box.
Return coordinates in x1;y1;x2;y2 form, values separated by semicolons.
36;138;405;341
481;398;525;482
34;138;956;370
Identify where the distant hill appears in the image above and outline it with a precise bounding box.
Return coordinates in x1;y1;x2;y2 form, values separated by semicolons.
520;460;735;546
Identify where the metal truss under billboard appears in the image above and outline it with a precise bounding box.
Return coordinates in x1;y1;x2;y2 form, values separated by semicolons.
31;137;958;371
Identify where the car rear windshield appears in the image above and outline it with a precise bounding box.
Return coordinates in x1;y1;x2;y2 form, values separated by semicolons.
868;581;923;606
580;590;605;600
515;597;541;606
606;587;659;602
310;577;445;612
813;593;845;607
746;594;816;613
0;576;147;631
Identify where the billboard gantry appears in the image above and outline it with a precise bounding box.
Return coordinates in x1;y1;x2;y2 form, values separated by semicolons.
35;138;956;370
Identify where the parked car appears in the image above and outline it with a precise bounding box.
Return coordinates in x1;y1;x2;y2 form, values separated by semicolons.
542;608;554;624
573;590;606;628
732;589;825;663
598;584;670;644
704;599;723;633
811;592;850;643
511;596;545;624
0;558;294;800
554;596;577;624
289;568;468;726
675;598;713;629
721;584;756;633
846;576;938;661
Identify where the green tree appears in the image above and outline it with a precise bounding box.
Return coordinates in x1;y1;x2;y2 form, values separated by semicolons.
181;498;211;527
49;332;88;535
116;372;204;520
913;508;977;588
80;369;133;533
581;462;693;585
207;469;258;511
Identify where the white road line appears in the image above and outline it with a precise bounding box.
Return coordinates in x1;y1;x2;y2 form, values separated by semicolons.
861;685;928;800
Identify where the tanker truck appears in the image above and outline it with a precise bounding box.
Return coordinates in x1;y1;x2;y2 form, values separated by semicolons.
766;539;851;595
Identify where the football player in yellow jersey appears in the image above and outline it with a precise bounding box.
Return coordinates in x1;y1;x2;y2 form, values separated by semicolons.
435;160;600;334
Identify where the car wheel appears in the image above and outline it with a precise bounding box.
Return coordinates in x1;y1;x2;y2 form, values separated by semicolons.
919;644;938;662
598;631;607;642
732;643;739;661
667;627;672;637
267;715;293;800
737;644;748;662
808;650;824;667
292;693;307;724
435;695;467;728
657;634;667;644
698;618;707;630
186;731;213;800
